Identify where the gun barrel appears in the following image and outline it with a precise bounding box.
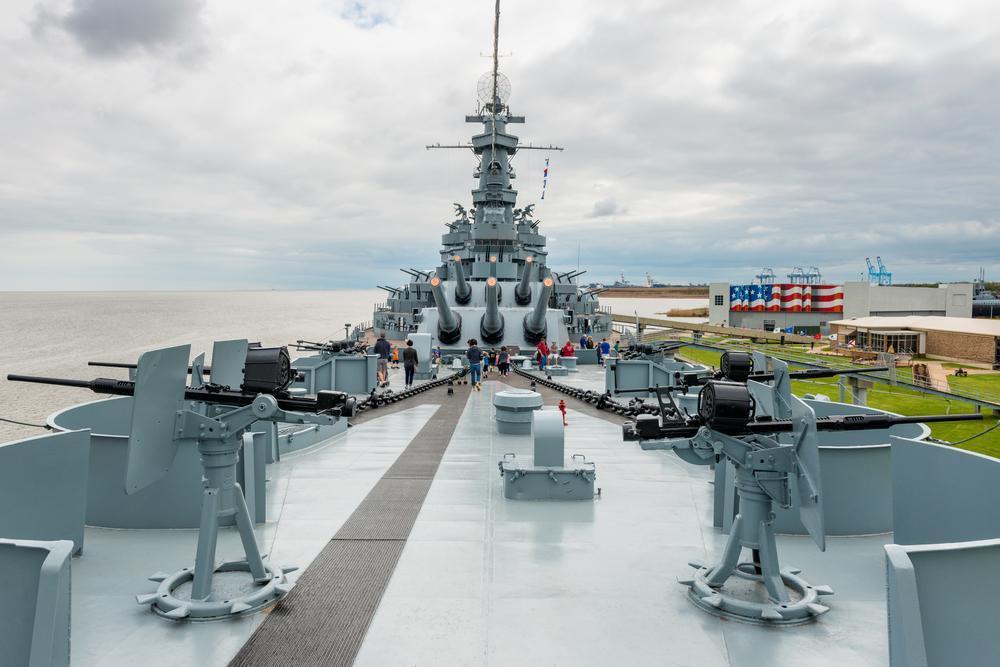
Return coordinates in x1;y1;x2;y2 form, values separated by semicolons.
451;255;471;304
749;366;889;382
522;277;554;344
88;361;213;374
514;256;534;305
480;277;505;344
7;374;97;390
87;361;135;369
7;374;355;417
429;276;463;344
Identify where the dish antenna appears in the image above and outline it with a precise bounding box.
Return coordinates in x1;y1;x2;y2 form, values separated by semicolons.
478;71;511;107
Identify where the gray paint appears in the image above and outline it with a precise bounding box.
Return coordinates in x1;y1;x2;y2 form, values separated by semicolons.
125;344;191;494
209;339;249;389
0;430;89;555
291;353;378;396
891;436;1000;545
749;393;925;535
50;397;204;529
0;538;73;667
886;539;1000;666
49;396;273;529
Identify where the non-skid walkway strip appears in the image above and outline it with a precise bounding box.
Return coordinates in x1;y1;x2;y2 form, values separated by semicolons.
230;384;468;666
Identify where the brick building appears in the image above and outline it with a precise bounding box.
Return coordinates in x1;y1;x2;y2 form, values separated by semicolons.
829;316;1000;367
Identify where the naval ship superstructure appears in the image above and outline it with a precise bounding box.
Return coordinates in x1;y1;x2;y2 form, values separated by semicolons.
372;50;611;348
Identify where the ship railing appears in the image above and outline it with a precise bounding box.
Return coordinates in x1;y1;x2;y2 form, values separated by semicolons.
675;337;1000;407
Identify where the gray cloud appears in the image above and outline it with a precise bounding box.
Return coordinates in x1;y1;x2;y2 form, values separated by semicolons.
33;0;206;58
587;197;625;218
3;0;999;289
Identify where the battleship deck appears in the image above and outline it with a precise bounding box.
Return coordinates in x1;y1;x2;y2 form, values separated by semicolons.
70;365;890;666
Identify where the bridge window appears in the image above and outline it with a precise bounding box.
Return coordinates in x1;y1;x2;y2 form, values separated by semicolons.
714;295;724;306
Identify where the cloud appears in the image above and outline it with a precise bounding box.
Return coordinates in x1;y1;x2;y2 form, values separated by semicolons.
32;0;206;58
2;0;999;289
339;1;391;30
587;197;626;218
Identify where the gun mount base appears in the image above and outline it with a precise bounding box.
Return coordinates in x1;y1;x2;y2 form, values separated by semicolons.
142;558;296;622
682;561;832;626
679;476;833;625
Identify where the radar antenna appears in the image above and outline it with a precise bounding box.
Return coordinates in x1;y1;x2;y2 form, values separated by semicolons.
491;0;501;111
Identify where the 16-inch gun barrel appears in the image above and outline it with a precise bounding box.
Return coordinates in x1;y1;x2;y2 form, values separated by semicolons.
451;255;471;305
514;256;534;306
522;277;553;345
429;276;463;345
480;277;505;344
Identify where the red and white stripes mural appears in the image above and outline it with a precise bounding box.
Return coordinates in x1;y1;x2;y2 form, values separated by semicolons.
729;284;843;312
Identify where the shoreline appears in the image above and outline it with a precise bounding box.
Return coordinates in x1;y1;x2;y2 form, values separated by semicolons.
600;287;708;298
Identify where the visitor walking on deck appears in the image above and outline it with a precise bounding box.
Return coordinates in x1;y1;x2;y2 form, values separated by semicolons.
536;339;550;370
483;348;491;377
374;333;391;386
498;346;510;376
402;339;418;388
391;345;400;369
467;339;483;390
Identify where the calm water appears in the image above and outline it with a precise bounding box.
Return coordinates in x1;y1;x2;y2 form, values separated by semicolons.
0;291;706;440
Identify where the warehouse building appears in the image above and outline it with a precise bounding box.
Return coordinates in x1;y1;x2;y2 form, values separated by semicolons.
708;281;973;335
829;316;1000;367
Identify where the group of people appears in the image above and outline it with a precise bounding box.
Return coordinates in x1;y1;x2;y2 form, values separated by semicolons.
465;340;512;390
373;333;420;388
374;331;620;393
534;336;616;369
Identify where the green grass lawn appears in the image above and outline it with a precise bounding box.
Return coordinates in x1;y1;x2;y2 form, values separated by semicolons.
948;372;1000;396
677;345;1000;458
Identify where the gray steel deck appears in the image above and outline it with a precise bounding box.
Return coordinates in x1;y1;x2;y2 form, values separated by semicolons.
232;385;467;665
66;366;892;665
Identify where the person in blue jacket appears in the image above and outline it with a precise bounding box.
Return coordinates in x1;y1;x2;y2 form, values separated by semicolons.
466;339;483;390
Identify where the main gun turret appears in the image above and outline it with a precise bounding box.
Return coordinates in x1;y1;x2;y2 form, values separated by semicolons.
452;255;472;305
480;277;505;344
514;256;534;306
522;277;553;344
429;276;464;345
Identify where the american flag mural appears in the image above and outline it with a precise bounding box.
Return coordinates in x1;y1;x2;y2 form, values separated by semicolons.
782;284;803;312
730;284;843;312
767;284;781;311
811;285;844;312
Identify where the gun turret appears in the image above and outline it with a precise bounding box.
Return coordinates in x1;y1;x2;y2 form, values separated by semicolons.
480;277;505;344
514;256;534;306
522;277;554;345
7;373;356;417
451;255;471;305
429;276;463;345
668;351;888;388
621;380;982;442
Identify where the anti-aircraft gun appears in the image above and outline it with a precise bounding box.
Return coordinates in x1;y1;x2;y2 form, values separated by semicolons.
291;338;368;357
620;351;982;625
8;341;355;621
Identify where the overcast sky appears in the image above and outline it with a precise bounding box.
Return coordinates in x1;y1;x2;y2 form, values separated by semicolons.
2;0;998;289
